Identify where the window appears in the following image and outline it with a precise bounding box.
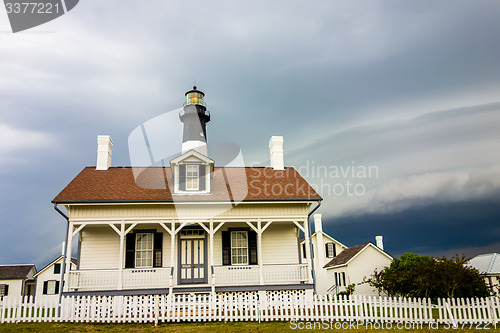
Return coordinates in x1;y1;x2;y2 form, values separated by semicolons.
47;281;57;294
125;232;162;269
0;284;8;296
186;165;199;190
325;242;336;258
230;231;248;265
43;281;59;295
334;272;346;287
54;263;61;274
135;233;154;268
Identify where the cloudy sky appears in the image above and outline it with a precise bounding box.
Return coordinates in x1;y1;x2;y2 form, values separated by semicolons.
0;0;499;268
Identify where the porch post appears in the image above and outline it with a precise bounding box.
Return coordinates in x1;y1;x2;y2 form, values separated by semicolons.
258;219;264;285
209;220;215;293
118;221;125;290
170;221;175;294
303;218;313;284
63;221;74;292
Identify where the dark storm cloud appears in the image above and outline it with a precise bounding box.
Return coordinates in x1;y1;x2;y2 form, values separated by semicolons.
325;196;500;259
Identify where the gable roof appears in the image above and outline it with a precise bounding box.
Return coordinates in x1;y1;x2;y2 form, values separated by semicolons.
170;149;214;165
468;253;500;275
300;232;348;249
323;242;371;268
33;256;77;278
323;242;392;269
0;265;36;280
52;167;321;203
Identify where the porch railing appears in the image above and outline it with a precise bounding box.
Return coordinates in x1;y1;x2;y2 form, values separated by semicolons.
68;264;308;291
68;268;171;291
213;264;308;286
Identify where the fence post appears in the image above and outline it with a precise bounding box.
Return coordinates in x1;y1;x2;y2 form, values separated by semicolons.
154;294;159;326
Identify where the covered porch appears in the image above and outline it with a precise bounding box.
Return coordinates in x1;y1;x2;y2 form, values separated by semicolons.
63;217;314;294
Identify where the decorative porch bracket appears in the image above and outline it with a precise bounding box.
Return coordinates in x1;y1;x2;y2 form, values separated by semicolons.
245;219;273;285
108;222;137;290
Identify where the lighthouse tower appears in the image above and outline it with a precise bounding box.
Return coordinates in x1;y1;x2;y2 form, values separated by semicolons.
179;86;211;156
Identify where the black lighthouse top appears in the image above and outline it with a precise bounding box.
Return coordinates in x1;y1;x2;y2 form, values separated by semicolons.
179;86;211;148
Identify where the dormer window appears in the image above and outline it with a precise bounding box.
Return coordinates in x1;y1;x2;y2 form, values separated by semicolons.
186;165;199;190
170;149;213;194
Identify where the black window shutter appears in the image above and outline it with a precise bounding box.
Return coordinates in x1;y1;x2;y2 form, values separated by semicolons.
54;263;61;274
333;244;337;257
199;165;206;190
55;281;60;294
342;272;346;286
325;243;329;257
153;233;163;267
125;233;136;268
248;230;258;265
43;281;48;295
302;243;306;259
4;285;8;296
222;231;231;265
179;164;186;190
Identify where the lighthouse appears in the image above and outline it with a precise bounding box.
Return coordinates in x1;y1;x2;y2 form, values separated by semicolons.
179;86;211;156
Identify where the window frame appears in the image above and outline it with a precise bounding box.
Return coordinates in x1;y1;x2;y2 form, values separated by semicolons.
185;164;200;190
325;242;336;258
54;263;61;274
0;284;7;296
135;232;154;268
230;230;249;265
47;280;57;295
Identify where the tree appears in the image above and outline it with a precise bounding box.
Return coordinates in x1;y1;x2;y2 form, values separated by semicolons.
365;253;490;299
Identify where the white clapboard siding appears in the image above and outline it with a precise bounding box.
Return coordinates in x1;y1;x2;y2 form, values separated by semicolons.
69;203;308;219
1;294;499;324
79;227;120;269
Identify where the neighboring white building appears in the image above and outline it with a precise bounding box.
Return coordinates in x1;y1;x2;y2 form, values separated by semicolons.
0;264;36;300
468;253;500;296
301;214;393;295
322;241;393;295
34;256;77;299
52;87;322;297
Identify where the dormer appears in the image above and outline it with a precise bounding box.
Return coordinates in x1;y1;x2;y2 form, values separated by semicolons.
170;149;214;194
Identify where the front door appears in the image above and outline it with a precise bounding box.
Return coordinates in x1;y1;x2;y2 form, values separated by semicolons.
178;229;207;284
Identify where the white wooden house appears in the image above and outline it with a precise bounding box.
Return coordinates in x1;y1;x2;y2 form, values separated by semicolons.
33;256;76;300
53;87;322;297
301;215;393;295
0;264;36;300
468;253;500;296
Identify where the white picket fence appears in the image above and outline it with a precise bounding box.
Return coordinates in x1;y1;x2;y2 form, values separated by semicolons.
1;293;499;325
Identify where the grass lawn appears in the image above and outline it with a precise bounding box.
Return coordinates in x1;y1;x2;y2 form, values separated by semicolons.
1;322;500;332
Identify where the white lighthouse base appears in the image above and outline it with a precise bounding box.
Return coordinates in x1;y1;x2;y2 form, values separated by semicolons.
182;140;208;156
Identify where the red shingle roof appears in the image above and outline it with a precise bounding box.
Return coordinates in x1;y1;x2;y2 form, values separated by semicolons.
52;167;321;203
